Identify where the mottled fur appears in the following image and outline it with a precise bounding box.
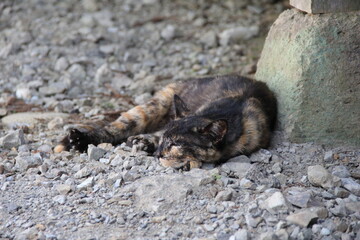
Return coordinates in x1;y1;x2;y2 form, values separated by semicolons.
56;75;277;169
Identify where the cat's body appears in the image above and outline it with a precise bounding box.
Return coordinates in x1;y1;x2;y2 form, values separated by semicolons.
55;75;277;170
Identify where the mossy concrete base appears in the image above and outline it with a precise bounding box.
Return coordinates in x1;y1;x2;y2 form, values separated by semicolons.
256;9;360;146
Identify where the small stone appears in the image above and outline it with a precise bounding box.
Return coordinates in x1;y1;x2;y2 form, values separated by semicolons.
53;195;66;204
207;205;217;214
15;155;43;172
240;178;256;189
233;229;250;240
344;201;360;214
77;176;94;190
151;216;167;223
215;189;233;201
272;162;282;173
0;108;7;117
88;145;107;161
219;26;259;46
82;0;98;11
200;31;217;48
264;192;288;213
39;82;68;95
258;232;278;240
286;210;318;227
56;184;71;195
275;229;289;240
74;166;91;179
324;151;333;161
221;161;252;179
308;165;335;189
54;57;69;71
16;87;32;100
250;149;272;163
286;190;314;208
203;224;215;232
334;187;350;198
0;129;26;149
47;117;65;130
320;228;331;236
245;214;263;228
69;64;86;79
341;178;360;196
161;25;176;41
332;165;350;178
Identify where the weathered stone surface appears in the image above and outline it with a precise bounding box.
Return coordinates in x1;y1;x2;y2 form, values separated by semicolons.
0;129;26;149
290;0;360;14
15;155;43;172
2;112;69;127
308;165;336;189
286;210;318;227
256;9;360;146
264;192;288;213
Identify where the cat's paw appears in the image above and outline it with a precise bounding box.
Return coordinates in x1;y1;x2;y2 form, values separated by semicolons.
127;134;158;153
55;124;110;153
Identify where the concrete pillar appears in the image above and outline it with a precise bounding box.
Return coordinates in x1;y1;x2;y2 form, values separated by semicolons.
290;0;360;14
255;9;360;146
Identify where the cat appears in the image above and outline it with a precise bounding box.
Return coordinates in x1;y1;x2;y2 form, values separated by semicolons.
55;74;277;170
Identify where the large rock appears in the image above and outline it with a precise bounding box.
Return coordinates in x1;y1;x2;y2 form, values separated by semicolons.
256;9;360;146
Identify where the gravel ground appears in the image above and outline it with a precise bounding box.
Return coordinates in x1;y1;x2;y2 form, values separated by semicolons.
1;0;360;239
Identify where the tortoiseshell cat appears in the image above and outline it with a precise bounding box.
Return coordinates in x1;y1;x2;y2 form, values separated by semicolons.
55;75;277;170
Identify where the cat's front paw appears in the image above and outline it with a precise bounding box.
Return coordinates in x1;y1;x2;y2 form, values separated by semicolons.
126;134;158;153
54;124;112;153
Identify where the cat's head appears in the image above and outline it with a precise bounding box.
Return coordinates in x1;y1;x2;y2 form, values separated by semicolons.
155;95;228;170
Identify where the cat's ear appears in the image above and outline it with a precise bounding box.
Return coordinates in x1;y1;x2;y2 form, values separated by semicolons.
173;94;190;119
203;120;227;144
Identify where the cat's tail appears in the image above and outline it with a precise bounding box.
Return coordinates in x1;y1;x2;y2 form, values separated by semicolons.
54;83;179;153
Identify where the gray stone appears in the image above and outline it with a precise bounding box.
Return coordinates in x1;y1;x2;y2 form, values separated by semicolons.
341;178;360;196
200;31;217;48
56;184;71;195
68;64;86;80
240;178;256;190
264;191;288;213
250;149;272;163
221;161;252;179
344;201;360;214
47;117;65;130
219;26;259;46
334;187;350;198
39;82;69;95
82;0;98;11
233;229;250;240
0;129;26;149
87;145;107;161
245;214;263;228
308;165;336;189
290;0;360;14
320;228;331;236
286;210;318;227
256;9;360;146
77;176;94;190
15;155;43;172
258;232;278;240
161;25;176;41
74;166;91;179
54;57;69;71
121;173;212;212
215;189;233;202
53;195;66;204
332;165;351;178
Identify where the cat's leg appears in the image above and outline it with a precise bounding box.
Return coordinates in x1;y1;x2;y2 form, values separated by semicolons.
126;130;163;153
55;83;178;152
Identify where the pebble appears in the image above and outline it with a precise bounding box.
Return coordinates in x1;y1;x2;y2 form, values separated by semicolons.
221;161;252;179
54;57;69;71
53;195;67;204
161;25;176;41
341;178;360;196
264;192;288;213
250;149;272;163
87;145;107;161
219;26;259;46
286;210;318;227
231;229;250;240
320;228;331;236
74;166;91;179
332;165;350;178
215;189;233;202
15;155;43;172
307;165;336;189
200;31;218;48
56;184;71;195
77;176;95;190
0;129;26;149
286;190;313;208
